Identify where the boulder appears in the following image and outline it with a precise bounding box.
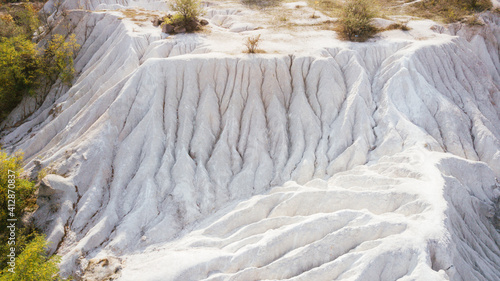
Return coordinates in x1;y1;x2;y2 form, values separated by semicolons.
162;23;175;33
186;18;199;32
200;19;209;26
174;25;187;33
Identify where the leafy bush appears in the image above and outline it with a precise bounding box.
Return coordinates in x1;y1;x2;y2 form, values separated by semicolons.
41;34;79;87
0;4;79;122
0;150;36;230
0;4;40;39
0;150;61;280
0;34;79;121
337;0;377;42
0;36;41;119
0;150;37;266
169;0;203;21
11;4;40;39
0;235;61;281
0;14;23;39
163;13;185;25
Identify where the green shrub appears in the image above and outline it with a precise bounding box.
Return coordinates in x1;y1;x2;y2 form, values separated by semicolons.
0;34;79;121
0;150;61;280
41;34;79;87
0;150;37;267
0;4;40;39
0;4;79;122
337;0;377;42
169;0;203;22
162;13;185;26
11;4;40;39
0;235;61;281
0;15;23;39
0;36;41;121
0;150;37;228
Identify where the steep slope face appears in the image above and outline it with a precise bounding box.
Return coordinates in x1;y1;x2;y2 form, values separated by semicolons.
1;3;500;280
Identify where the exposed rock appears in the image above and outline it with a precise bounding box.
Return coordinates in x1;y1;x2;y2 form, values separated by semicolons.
38;177;64;197
173;25;186;33
4;6;500;281
33;175;77;255
161;23;174;33
82;257;122;281
29;159;42;181
185;18;199;32
152;17;163;27
371;18;394;30
199;19;209;26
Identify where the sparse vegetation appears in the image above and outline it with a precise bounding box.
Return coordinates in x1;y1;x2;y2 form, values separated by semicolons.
309;0;490;26
311;0;320;19
409;0;492;23
386;19;411;31
337;0;377;42
241;0;283;9
244;34;261;53
464;14;485;25
278;15;288;22
119;8;159;23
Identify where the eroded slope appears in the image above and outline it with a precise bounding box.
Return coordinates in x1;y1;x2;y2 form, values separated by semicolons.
0;3;499;280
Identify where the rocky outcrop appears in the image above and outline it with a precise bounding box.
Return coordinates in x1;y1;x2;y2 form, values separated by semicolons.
82;256;122;281
33;174;78;255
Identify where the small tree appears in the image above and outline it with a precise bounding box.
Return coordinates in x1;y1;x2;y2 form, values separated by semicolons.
169;0;203;22
337;0;376;42
41;34;79;86
0;4;80;122
0;36;41;119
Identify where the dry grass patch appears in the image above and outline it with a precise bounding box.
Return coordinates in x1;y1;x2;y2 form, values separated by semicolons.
308;0;491;24
407;0;492;23
309;0;400;18
119;8;158;22
384;19;411;31
241;0;284;9
243;34;266;53
463;13;485;25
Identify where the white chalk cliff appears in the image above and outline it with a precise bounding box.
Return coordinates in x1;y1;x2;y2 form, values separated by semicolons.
1;0;500;280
